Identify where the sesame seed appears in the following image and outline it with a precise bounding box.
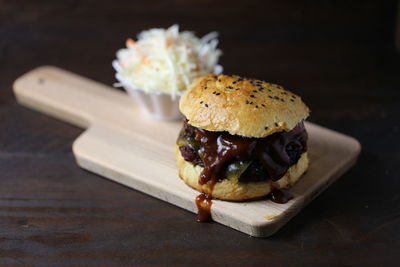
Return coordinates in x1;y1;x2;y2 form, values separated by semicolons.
205;86;207;89
290;99;294;102
250;95;255;98
245;100;249;104
256;105;259;108
252;90;258;93
250;101;253;104
216;92;221;95
274;96;279;100
261;104;265;107
268;96;273;99
268;89;272;92
280;98;285;102
232;81;236;84
226;86;233;89
274;122;278;127
212;91;216;94
200;101;203;104
205;104;209;107
264;126;269;130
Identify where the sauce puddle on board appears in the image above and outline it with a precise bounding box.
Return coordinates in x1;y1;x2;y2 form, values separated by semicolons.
269;182;293;204
269;188;293;204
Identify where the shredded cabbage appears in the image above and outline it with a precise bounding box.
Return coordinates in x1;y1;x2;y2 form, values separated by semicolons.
113;25;222;99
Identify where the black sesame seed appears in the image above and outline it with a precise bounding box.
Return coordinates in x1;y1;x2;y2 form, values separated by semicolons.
200;101;203;104
261;104;265;107
250;95;255;98
252;90;258;93
226;86;233;89
216;92;221;95
264;126;269;130
268;89;272;92
212;91;216;94
250;101;253;104
280;99;285;102
204;86;207;89
205;104;209;107
236;88;240;90
245;100;249;104
268;96;273;99
274;96;279;100
232;81;236;84
256;105;259;108
290;99;294;102
274;122;278;127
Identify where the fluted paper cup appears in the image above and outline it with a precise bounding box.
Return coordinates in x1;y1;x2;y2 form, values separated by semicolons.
123;83;182;120
113;60;183;120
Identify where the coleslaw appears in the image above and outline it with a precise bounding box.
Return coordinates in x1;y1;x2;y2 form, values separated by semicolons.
113;25;222;99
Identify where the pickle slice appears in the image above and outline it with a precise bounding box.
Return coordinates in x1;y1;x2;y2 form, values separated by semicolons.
223;160;251;181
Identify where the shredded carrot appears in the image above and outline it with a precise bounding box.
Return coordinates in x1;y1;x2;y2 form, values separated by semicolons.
142;56;152;65
166;38;172;48
126;38;136;47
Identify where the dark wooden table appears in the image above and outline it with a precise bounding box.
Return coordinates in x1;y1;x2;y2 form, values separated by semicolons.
1;0;399;265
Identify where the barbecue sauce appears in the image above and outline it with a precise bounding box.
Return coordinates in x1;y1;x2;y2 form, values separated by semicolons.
191;121;307;185
195;193;213;222
269;182;293;204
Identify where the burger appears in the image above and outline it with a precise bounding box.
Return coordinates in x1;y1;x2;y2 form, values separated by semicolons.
176;74;310;201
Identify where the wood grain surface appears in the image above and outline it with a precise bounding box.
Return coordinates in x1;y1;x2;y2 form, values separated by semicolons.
1;0;399;265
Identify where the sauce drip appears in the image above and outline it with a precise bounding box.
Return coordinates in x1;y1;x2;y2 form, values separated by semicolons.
195;193;213;222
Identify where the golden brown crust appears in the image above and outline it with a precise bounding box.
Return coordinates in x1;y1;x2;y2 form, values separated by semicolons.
179;74;310;138
176;145;309;201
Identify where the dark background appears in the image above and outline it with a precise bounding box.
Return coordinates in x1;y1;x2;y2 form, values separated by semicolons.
1;0;399;265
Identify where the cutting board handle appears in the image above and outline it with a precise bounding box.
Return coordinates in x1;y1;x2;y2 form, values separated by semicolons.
13;66;134;128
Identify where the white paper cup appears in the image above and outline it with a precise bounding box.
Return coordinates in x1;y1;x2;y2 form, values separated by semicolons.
123;84;182;121
113;60;182;120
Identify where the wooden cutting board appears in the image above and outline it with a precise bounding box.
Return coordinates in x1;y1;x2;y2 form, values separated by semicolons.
13;66;361;237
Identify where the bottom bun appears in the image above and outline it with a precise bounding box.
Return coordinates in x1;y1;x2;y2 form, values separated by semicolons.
176;145;309;201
